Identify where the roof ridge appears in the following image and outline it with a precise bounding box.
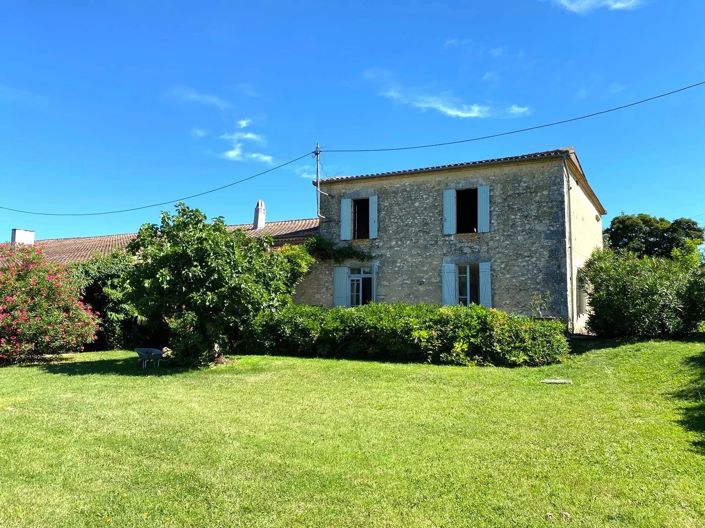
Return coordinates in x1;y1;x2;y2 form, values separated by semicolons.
318;148;572;183
36;217;320;243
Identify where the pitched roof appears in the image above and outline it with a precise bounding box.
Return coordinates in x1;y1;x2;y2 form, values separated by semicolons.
318;149;573;183
317;147;606;215
35;218;320;265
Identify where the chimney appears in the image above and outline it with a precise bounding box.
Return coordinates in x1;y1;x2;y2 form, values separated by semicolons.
253;200;266;230
11;228;35;246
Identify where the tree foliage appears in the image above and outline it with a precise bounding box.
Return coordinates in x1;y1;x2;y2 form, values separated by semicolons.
604;214;704;258
0;244;98;363
70;251;137;350
125;203;313;366
582;245;705;338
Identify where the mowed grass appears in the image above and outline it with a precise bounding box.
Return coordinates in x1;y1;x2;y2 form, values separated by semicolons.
1;340;704;527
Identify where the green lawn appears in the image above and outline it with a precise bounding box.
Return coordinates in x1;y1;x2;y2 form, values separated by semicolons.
1;340;704;527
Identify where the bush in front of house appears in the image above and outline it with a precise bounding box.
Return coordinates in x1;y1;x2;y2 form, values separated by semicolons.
125;203;314;367
0;243;99;364
70;251;138;350
582;246;705;338
242;303;568;367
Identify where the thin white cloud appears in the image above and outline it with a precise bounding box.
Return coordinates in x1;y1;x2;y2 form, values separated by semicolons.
552;0;642;13
482;71;500;83
293;165;316;179
220;126;272;165
508;104;531;116
237;118;251;129
488;47;505;58
220;131;265;144
222;143;244;161
191;127;208;139
247;153;273;164
382;89;491;119
0;84;47;106
168;86;233;110
443;38;472;49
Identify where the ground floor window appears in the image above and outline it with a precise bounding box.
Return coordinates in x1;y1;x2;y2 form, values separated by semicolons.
442;261;491;308
457;263;480;305
333;265;377;307
349;267;374;306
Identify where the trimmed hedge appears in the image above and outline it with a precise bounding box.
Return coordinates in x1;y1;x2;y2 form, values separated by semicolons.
242;303;568;367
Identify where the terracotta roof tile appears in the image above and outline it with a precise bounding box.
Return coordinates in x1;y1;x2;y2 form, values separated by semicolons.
35;218;320;265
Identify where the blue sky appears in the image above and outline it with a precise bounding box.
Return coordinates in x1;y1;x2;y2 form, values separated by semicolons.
1;0;705;240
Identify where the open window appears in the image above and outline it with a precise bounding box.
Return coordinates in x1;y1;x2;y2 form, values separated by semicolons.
443;185;489;235
353;198;370;240
333;265;377;307
442;261;492;307
456;189;479;234
457;263;480;305
340;196;378;240
349;267;373;306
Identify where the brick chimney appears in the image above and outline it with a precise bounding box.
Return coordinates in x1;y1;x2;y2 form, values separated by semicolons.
11;228;35;245
253;200;266;230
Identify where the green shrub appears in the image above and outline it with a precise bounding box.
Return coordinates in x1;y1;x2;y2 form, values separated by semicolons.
582;248;705;338
243;303;568;367
0;244;98;363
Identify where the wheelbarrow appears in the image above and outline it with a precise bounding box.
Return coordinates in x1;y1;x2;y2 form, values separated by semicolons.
135;348;164;370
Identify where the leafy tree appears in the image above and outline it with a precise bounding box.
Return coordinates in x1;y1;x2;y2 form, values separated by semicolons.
125;203;313;366
70;251;136;350
0;243;98;363
604;213;704;258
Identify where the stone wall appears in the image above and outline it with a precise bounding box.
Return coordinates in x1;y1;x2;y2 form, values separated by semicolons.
296;158;576;319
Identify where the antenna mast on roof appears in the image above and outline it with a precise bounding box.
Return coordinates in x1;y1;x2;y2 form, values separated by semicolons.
314;143;324;218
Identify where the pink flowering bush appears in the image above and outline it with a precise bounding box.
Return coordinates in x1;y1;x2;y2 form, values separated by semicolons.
0;243;98;363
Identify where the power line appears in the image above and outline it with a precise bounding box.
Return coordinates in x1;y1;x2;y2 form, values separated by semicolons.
322;79;705;153
4;79;705;217
0;151;313;217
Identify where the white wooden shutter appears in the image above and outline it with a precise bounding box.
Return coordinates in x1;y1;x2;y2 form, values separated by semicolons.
369;195;378;239
442;189;456;235
340;198;352;240
371;263;379;302
333;266;350;307
441;263;458;305
478;185;490;233
479;261;492;308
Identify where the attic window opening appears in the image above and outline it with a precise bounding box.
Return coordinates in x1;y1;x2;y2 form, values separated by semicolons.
353;198;370;240
456;188;479;233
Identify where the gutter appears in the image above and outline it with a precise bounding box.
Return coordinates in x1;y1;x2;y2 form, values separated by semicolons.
563;153;575;334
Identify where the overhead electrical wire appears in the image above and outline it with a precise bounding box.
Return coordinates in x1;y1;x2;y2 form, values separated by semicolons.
2;79;705;217
0;151;314;217
322;79;705;153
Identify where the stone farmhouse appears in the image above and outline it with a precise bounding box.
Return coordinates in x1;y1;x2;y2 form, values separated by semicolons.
11;148;605;332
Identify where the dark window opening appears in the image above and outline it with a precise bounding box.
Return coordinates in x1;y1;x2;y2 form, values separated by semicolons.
456;188;478;234
458;263;480;305
353;198;370;239
350;267;373;306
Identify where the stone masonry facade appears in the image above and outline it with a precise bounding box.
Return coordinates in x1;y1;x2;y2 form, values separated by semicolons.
295;149;605;332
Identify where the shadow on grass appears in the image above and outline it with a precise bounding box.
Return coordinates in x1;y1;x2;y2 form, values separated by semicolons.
568;336;629;356
674;347;705;456
35;356;189;377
